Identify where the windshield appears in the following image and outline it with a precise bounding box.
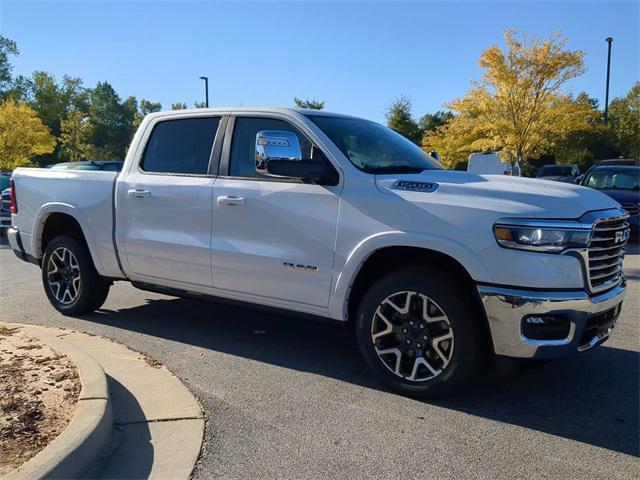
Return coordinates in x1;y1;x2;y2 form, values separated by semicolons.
306;115;441;173
537;165;572;177
585;171;640;190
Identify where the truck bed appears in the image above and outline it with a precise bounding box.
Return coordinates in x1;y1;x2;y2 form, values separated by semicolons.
11;168;123;278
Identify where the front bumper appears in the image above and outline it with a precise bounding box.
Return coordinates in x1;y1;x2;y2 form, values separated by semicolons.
478;279;626;359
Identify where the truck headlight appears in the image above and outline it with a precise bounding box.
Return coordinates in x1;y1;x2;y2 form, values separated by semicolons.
493;221;591;253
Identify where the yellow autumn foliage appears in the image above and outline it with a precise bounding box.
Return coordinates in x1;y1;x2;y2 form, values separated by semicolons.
0;100;56;171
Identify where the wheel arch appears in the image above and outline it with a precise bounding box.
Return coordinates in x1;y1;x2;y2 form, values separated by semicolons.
331;236;494;354
34;204;104;274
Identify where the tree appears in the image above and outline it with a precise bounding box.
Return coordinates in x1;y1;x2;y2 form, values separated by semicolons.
86;82;136;160
0;35;19;99
386;96;422;144
418;111;454;134
26;72;89;135
294;97;325;110
59;109;96;161
424;30;588;168
0;100;56;170
140;99;162;116
193;101;206;109
172;102;188;110
608;82;640;160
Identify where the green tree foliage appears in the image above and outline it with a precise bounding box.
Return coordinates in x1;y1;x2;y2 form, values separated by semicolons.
86;82;137;160
193;101;206;108
386;96;422;144
608;81;640;160
0;35;19;98
172;102;188;110
59;109;96;161
25;72;89;135
294;97;325;110
140;99;162;116
418;111;454;134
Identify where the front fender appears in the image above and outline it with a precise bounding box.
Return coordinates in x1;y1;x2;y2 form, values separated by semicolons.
328;231;491;320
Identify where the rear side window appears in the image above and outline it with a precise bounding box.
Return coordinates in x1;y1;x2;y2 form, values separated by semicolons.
141;117;220;174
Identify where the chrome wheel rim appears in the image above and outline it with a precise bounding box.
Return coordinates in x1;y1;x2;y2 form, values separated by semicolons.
47;247;81;304
371;291;454;382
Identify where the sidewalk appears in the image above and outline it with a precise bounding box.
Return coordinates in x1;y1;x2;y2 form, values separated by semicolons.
1;322;205;479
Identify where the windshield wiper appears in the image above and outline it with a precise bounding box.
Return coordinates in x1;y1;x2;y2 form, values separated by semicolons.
364;165;425;174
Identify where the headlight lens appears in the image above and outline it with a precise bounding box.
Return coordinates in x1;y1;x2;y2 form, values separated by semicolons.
493;224;591;252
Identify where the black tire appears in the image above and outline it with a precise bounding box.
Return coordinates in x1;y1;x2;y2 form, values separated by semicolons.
356;267;484;398
42;235;110;315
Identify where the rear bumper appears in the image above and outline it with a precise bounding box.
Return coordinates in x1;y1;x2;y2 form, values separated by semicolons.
7;227;39;265
0;213;10;230
478;280;626;359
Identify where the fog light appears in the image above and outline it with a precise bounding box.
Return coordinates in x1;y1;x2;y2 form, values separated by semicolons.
522;315;571;341
526;316;547;325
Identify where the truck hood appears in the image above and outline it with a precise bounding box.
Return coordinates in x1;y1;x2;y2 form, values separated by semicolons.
375;170;619;219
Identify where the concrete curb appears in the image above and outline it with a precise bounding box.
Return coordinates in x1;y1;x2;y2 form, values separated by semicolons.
2;323;113;480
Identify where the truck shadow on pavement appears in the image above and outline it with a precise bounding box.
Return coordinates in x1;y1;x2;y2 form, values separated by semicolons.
84;296;639;458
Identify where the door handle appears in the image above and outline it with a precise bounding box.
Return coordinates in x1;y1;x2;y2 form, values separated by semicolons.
217;195;246;206
128;189;151;198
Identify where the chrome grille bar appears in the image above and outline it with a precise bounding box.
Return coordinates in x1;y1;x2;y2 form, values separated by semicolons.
587;214;629;293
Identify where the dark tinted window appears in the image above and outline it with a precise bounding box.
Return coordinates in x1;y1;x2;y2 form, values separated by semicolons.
537;165;573;177
141;117;220;174
229;117;313;178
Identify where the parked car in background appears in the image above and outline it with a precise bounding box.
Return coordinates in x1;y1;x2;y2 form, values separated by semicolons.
1;187;11;233
580;158;638;184
581;165;640;237
535;164;580;183
1;171;11;191
467;152;518;175
48;161;124;172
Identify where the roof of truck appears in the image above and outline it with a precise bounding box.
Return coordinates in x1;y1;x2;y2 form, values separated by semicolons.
145;107;359;120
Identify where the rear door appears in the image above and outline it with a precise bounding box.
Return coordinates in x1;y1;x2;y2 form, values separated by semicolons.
119;115;225;287
210;115;341;307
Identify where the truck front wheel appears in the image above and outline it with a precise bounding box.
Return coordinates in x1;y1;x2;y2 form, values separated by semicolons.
42;235;110;315
356;268;483;398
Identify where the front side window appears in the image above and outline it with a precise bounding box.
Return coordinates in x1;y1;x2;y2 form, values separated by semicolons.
307;115;441;174
229;117;315;178
141;117;220;174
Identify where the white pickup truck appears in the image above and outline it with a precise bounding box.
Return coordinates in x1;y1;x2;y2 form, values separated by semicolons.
7;108;630;397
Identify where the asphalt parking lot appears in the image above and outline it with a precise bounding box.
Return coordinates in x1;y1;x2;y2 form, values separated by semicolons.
1;236;638;479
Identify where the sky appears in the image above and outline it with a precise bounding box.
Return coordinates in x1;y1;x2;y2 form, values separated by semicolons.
1;0;638;123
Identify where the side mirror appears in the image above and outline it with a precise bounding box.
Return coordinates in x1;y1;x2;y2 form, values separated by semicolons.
255;130;337;184
255;130;302;175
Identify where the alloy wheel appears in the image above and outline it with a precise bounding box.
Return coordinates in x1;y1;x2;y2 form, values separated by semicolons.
47;247;81;304
371;291;454;382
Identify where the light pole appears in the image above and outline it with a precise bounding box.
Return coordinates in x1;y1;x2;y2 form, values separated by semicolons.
199;76;209;108
604;37;613;125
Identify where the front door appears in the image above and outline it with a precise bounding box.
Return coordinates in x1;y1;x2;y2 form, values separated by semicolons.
119;116;222;287
210;116;340;307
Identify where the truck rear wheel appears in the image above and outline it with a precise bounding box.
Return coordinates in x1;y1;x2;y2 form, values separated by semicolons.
42;235;110;315
355;268;483;398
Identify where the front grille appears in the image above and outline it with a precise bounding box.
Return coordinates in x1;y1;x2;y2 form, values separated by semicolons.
621;203;639;217
587;216;629;292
